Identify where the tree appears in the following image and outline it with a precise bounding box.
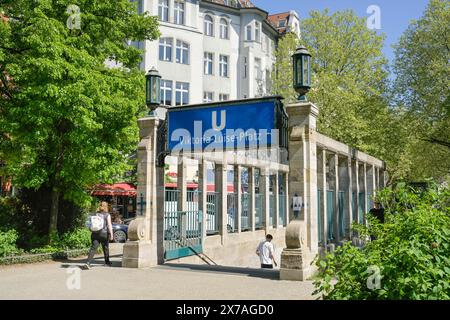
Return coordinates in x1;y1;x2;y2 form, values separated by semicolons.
0;0;160;238
271;32;300;104
392;0;450;181
300;9;390;149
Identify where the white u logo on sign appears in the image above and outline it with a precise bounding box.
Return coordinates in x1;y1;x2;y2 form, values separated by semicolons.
212;111;226;131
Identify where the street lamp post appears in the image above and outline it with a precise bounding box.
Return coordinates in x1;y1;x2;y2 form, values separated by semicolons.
145;67;161;115
292;45;312;101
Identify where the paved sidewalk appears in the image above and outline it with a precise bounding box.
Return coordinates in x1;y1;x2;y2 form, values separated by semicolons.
0;254;317;300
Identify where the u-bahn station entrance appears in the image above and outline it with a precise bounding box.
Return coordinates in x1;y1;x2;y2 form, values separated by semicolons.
122;94;386;281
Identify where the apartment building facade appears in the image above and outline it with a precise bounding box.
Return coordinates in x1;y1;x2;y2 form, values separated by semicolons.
135;0;300;106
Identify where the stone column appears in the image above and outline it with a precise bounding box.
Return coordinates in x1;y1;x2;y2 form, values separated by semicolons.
284;172;290;226
123;116;162;268
248;167;256;232
363;163;368;224
280;102;319;281
261;169;271;234
216;159;228;244
372;165;377;200
333;154;340;243
354;161;360;224
199;160;208;238
234;165;242;233
346;157;353;239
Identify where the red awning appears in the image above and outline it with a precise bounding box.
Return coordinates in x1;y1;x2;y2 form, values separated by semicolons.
91;183;137;197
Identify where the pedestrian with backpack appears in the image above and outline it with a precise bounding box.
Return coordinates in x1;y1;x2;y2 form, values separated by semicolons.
83;201;113;269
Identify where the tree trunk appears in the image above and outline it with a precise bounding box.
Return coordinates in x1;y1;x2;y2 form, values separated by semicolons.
49;186;60;238
48;137;65;240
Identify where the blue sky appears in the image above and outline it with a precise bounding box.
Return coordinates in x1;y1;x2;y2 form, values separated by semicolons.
254;0;430;63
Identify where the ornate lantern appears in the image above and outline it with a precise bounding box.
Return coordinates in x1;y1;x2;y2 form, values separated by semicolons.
292;45;312;101
145;67;161;111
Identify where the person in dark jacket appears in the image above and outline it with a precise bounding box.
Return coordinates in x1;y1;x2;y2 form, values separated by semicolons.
369;202;385;223
84;201;113;269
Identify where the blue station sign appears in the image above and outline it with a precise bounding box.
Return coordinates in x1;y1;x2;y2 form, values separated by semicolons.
167;96;287;153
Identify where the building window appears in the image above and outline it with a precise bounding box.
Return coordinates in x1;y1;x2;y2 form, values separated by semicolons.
266;70;272;94
266;37;270;54
279;19;286;28
246;25;252;41
219;18;229;39
159;38;172;62
203;92;214;103
204;15;214;36
176;82;189;106
219;55;229;77
243;57;247;78
255;22;261;43
219;93;229;101
174;0;185;25
176;40;189;64
160;80;173;106
255;58;262;80
158;0;169;22
204;52;214;75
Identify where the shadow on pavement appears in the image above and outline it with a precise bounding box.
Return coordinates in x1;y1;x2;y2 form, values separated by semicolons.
59;254;123;269
161;263;280;280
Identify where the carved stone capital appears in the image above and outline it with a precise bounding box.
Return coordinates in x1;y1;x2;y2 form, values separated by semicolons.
127;217;146;241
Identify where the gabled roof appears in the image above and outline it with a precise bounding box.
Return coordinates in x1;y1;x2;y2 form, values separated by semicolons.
267;12;292;35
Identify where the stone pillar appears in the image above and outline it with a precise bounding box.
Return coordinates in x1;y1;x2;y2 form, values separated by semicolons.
284;172;290;226
199;160;208;238
363;163;368;224
216;158;228;244
372;165;377;200
123;116;162;268
248;167;256;232
281;102;319;281
354;161;360;224
346;157;353;239
234;165;242;233
333;154;340;243
261;169;271;234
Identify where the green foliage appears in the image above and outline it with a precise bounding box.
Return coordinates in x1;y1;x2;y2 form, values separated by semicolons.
314;184;450;300
0;229;21;257
271;32;300;103
0;0;160;236
392;0;450;181
59;227;91;250
295;10;410;183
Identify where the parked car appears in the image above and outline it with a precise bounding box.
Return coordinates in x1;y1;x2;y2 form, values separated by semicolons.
112;219;133;243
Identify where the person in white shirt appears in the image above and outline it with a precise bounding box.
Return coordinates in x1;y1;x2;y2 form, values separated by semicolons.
256;234;277;269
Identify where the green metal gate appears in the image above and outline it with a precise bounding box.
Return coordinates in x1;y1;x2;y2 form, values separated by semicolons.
164;189;203;260
164;210;203;260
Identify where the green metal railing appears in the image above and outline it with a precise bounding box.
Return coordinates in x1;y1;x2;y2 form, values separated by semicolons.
241;193;250;231
317;189;322;244
279;194;287;227
269;194;276;228
326;190;334;241
358;192;365;224
206;192;219;235
227;193;238;233
338;191;345;238
255;194;263;229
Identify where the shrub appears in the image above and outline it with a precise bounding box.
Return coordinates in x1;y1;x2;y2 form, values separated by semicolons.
0;229;21;257
59;228;91;250
314;183;450;300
